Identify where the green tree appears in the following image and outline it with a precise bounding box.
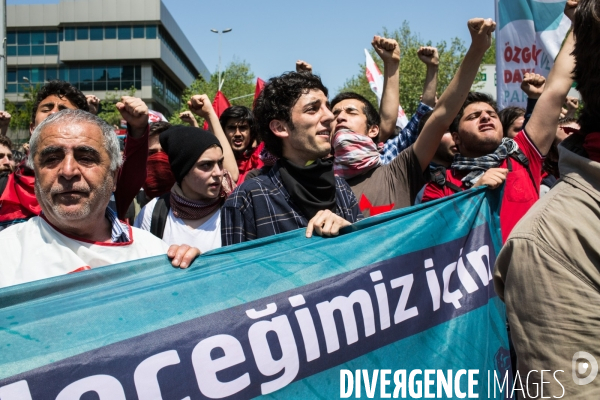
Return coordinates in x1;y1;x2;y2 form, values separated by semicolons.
97;87;137;127
170;60;256;126
5;83;42;130
340;21;469;117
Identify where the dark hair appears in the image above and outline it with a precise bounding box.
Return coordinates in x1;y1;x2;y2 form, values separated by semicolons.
498;106;526;137
219;105;258;142
558;116;578;126
573;0;600;135
450;92;498;133
12;150;26;164
253;71;328;158
31;80;89;125
330;92;381;137
149;121;172;137
0;135;12;150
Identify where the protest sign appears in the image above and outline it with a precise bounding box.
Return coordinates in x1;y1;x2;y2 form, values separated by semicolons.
0;188;510;399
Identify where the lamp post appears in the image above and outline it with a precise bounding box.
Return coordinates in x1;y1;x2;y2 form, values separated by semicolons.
210;28;232;91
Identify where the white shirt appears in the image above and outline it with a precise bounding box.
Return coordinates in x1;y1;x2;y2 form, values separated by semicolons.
134;197;222;253
0;216;169;288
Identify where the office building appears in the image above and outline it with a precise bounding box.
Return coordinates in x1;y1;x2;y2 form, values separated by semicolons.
6;0;209;117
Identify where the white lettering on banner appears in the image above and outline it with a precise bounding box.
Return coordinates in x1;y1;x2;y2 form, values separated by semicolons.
0;243;496;399
134;350;189;400
317;290;376;353
390;274;418;324
55;375;126;400
0;380;33;400
192;334;250;398
248;315;299;395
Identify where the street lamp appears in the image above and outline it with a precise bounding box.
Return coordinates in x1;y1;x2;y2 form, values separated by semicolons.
210;28;232;90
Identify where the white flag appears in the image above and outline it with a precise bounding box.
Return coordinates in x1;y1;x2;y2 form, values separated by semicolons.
496;0;572;109
365;49;409;129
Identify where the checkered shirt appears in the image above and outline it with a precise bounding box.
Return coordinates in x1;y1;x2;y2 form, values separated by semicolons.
221;161;363;245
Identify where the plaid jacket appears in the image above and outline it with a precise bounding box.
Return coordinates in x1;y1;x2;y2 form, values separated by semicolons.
380;102;433;165
221;161;363;245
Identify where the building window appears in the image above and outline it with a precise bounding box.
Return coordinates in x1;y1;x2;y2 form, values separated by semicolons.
45;45;58;55
65;27;75;41
7;30;62;58
133;26;144;39
17;31;30;45
31;31;44;45
76;27;89;40
46;31;57;44
152;67;181;110
17;46;30;56
118;26;131;40
146;25;157;39
90;27;103;41
31;45;44;56
105;26;116;39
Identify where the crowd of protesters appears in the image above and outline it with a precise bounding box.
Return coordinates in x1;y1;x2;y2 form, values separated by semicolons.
0;0;598;397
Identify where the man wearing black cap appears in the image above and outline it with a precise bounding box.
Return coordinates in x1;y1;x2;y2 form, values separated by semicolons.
135;95;239;252
221;72;363;244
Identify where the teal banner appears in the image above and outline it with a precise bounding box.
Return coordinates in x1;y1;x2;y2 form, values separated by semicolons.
0;188;510;399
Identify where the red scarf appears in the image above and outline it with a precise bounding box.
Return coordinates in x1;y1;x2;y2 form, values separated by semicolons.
237;143;265;184
584;132;600;163
143;152;176;200
0;163;41;223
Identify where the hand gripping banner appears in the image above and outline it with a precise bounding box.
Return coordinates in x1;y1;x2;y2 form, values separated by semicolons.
0;188;511;399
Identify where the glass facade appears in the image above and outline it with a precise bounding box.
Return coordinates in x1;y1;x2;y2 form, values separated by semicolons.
7;29;59;56
6;65;142;94
152;67;181;110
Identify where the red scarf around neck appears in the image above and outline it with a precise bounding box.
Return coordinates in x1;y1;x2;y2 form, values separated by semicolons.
583;132;600;163
0;164;41;223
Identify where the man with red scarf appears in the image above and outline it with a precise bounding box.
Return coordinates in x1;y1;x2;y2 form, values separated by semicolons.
0;81;149;231
494;1;600;398
217;105;264;184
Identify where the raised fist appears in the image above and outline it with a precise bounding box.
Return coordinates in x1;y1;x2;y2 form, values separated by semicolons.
565;96;579;111
296;60;313;73
467;18;496;52
565;0;578;21
179;110;199;127
417;46;439;67
86;95;100;115
521;73;546;99
116;96;148;137
372;35;400;64
0;111;12;129
188;94;215;120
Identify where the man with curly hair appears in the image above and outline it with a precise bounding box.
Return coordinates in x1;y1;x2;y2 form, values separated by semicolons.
221;72;363;244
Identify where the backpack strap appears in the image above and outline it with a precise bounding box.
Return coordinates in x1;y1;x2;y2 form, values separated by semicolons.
430;165;464;194
0;174;9;197
149;192;171;238
508;149;537;189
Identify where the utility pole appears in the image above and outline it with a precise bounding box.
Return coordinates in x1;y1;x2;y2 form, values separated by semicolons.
0;0;6;111
210;28;232;91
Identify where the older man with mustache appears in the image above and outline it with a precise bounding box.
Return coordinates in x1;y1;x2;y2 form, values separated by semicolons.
0;109;200;288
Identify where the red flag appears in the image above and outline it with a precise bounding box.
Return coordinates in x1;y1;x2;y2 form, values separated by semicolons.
203;91;231;130
253;78;266;109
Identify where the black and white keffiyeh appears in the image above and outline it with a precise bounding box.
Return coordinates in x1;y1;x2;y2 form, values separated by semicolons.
451;138;519;187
